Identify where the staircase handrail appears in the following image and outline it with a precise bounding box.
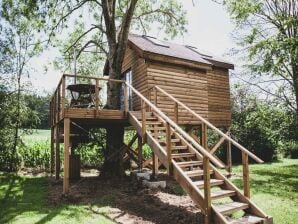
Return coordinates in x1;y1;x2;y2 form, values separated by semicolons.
153;85;263;163
125;82;225;168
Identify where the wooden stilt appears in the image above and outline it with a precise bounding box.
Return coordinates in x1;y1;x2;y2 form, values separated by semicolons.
203;156;211;224
55;125;60;180
63;118;70;194
152;152;159;177
201;124;208;150
242;151;250;198
227;129;232;176
137;135;143;171
50;127;54;175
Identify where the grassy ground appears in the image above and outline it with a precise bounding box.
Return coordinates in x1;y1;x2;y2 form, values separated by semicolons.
232;159;298;224
0;173;114;224
0;159;297;223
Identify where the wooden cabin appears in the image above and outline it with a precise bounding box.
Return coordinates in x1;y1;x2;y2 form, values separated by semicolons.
115;33;234;128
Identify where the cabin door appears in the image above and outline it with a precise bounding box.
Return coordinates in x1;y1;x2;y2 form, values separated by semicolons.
121;69;133;110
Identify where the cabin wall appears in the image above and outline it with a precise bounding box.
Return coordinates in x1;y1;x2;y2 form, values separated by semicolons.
147;61;209;125
121;47;148;110
207;67;231;127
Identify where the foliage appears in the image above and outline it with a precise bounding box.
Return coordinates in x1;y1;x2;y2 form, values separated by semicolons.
230;85;298;162
223;0;298;112
231;159;298;224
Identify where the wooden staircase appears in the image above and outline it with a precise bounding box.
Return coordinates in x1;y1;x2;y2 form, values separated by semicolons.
124;83;273;224
128;111;272;224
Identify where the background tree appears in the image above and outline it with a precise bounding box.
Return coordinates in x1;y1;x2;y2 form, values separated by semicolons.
35;0;187;176
0;0;43;170
222;0;298;112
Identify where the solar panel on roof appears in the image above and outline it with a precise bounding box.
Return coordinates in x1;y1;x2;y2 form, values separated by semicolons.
185;45;212;58
142;35;170;48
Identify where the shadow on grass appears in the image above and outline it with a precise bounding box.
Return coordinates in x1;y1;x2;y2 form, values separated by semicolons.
232;164;298;197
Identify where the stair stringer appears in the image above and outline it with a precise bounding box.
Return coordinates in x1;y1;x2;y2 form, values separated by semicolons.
128;112;207;211
172;129;271;223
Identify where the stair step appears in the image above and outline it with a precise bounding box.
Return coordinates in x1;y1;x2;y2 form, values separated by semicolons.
216;202;249;215
158;139;181;144
168;145;188;150
147;127;166;131
176;161;203;167
193;179;224;188
146;121;163;125
184;169;213;177
228;215;265;224
172;153;196;159
211;190;235;200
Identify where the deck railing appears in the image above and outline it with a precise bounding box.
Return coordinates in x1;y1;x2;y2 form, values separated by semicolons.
50;74;126;127
148;85;264;198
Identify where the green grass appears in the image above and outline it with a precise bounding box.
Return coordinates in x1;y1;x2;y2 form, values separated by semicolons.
0;173;115;224
231;159;298;224
0;159;297;223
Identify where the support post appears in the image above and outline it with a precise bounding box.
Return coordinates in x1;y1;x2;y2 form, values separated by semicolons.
152;152;159;177
50;127;55;175
55;125;60;180
166;122;172;175
242;151;250;198
227;130;232;176
174;102;178;123
137;135;143;171
63;118;70;194
153;88;157;106
124;83;128;113
201;123;208;150
95;79;99;112
141;100;146;143
61;76;65;117
203;156;211;224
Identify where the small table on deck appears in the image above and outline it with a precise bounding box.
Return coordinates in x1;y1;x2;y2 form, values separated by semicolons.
67;84;101;108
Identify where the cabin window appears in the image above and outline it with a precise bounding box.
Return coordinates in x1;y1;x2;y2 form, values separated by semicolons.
121;69;133;110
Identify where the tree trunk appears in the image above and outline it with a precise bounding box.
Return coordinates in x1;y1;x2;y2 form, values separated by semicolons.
292;62;298;114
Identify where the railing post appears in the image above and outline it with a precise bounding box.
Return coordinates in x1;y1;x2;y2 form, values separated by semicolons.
166;122;173;175
95;79;99;112
242;151;250;198
141;99;147;143
203;156;211;224
55;125;60;180
124;82;129;113
174;102;178;123
153;87;157;106
61;75;65;117
227;130;232;177
50;127;54;175
137;135;143;171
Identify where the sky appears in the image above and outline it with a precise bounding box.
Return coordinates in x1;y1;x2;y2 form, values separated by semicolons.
29;0;236;94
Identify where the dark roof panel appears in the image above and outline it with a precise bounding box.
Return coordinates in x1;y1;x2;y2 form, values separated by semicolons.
128;33;234;69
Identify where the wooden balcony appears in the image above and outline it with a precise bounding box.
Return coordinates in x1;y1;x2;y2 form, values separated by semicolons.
49;74;128;127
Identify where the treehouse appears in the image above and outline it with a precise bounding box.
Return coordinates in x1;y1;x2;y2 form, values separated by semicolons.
113;33;234;127
49;34;272;224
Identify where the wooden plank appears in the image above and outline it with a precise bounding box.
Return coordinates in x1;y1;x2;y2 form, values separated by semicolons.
152;152;159;176
166;122;172;175
95;79;99;112
216;202;249;215
242;151;250;198
141;100;146;143
50;127;54;175
55;125;60;180
63;118;70;194
137;135;143;170
203;157;211;224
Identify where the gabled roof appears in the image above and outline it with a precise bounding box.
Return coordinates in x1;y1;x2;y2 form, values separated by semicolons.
128;33;234;70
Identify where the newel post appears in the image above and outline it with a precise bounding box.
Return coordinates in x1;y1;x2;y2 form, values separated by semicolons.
174;102;178;123
203;156;211;224
61;75;66;117
95;79;99;112
141;99;146;143
242;151;250;198
166;122;173;175
124;82;128;113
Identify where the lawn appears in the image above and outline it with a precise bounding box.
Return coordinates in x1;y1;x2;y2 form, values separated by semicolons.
0;159;297;223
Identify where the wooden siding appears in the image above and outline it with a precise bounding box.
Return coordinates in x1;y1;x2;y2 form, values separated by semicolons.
122;47;148;111
207;67;231;127
147;62;208;125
